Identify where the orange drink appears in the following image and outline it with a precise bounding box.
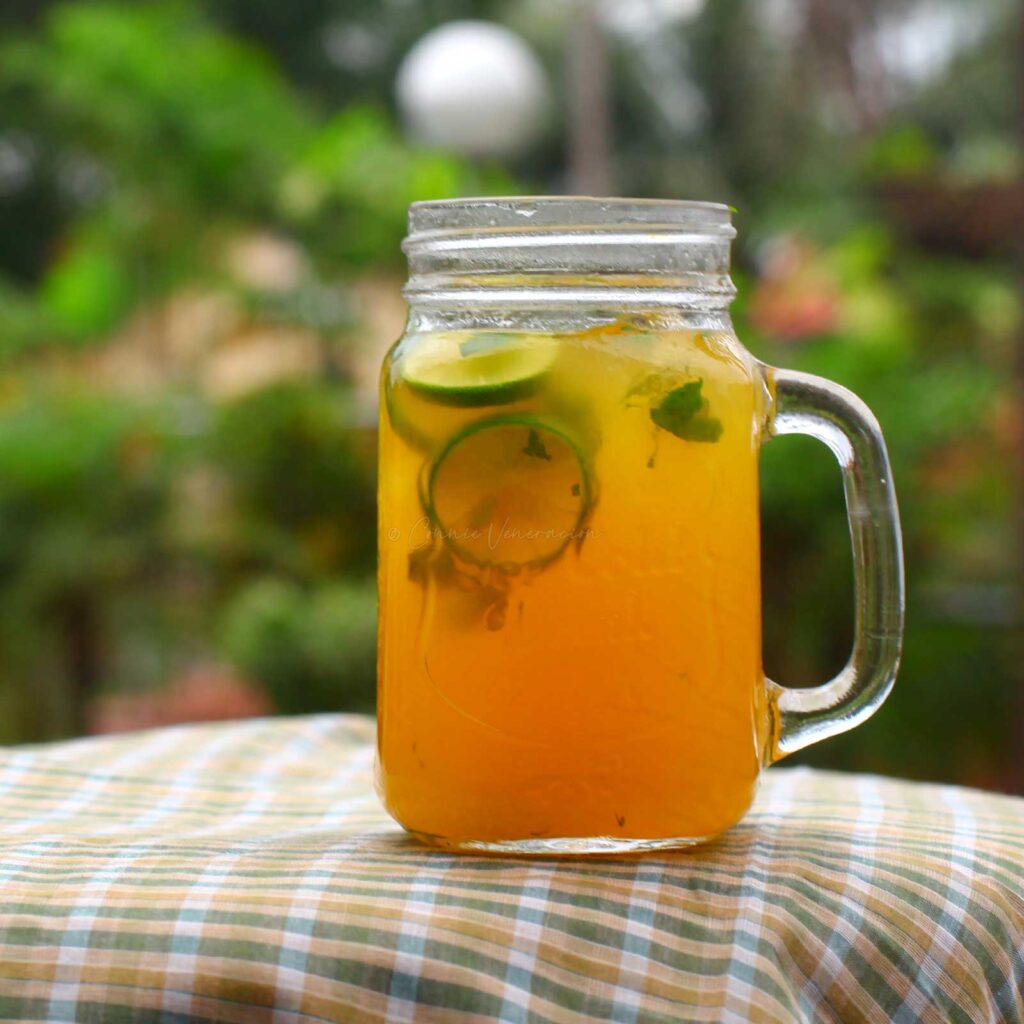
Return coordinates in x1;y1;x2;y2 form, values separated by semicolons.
378;321;767;847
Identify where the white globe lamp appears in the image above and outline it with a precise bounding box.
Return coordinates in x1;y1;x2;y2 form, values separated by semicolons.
396;21;549;159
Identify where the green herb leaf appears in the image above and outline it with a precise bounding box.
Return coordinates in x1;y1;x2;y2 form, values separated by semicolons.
677;416;723;442
408;544;457;586
522;428;552;460
624;373;664;404
649;379;723;443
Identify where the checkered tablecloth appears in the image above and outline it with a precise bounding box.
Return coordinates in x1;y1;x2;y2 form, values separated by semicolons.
0;714;1021;1023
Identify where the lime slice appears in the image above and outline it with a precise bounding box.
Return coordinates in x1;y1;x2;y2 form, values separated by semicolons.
428;416;592;572
401;332;558;407
383;359;478;453
383;376;436;452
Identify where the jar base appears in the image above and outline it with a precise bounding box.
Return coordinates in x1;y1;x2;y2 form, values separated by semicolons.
406;830;718;856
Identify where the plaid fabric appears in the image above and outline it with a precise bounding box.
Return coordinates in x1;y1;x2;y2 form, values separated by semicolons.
0;715;1020;1023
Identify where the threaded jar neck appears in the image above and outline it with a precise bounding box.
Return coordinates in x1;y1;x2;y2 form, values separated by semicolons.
402;197;737;312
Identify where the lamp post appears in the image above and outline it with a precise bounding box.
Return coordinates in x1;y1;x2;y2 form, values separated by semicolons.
566;0;612;195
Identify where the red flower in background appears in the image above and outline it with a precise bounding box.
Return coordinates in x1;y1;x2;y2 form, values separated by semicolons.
748;235;842;342
88;665;271;734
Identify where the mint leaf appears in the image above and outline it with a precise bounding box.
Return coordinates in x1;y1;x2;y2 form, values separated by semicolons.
677;416;723;442
653;380;703;422
522;428;552;460
408;544;456;586
650;379;723;443
624;373;664;403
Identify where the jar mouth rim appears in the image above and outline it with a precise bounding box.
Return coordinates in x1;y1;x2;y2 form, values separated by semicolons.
407;196;735;240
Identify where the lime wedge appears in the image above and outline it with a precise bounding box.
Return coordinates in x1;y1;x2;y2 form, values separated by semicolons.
401;332;558;407
428;416;592;572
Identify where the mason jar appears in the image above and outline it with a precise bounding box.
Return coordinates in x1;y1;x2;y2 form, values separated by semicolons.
377;197;903;855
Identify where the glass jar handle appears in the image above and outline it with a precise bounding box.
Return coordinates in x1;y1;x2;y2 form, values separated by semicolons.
764;368;905;761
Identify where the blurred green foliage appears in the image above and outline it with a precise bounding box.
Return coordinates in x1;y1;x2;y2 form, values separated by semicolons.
208;383;376;577
221;577;376;716
0;2;508;348
749;241;1018;784
0;0;494;737
0;388;173;735
0;0;1020;793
